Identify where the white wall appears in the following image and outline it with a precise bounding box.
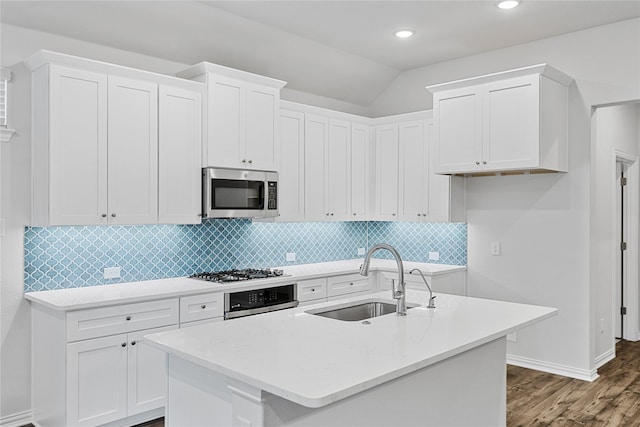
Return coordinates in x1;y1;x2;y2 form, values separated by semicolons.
368;18;640;379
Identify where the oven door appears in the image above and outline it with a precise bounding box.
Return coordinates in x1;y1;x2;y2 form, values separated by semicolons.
203;168;273;218
224;284;298;320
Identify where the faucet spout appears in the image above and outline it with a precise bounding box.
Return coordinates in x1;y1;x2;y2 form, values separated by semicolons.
360;244;406;316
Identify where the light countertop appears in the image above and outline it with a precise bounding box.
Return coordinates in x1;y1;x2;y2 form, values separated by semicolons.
24;259;465;311
145;290;557;408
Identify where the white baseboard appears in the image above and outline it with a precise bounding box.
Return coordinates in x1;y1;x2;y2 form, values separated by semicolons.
507;354;599;382
594;348;615;369
0;410;32;427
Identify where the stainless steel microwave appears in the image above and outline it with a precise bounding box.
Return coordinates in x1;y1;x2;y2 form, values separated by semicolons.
202;167;278;219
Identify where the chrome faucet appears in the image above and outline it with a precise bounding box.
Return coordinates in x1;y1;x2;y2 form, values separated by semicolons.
359;244;407;316
409;269;436;308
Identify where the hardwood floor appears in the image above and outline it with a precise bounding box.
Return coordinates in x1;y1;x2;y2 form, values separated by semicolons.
29;340;637;427
508;340;640;426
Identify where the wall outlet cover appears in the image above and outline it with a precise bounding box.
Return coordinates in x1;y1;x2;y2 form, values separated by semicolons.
428;251;440;261
104;266;121;279
491;242;501;256
286;252;296;262
507;332;517;343
357;248;366;256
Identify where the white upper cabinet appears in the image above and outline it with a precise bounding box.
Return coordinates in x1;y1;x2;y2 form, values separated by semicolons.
397;120;428;221
326;118;351;221
428;64;572;175
303;113;329;221
350;123;370;220
177;63;286;171
279;110;305;221
107;76;158;225
158;85;202;225
27;51;204;226
373;123;399;220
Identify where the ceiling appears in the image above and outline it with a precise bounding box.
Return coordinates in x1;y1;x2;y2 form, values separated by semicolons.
2;1;639;107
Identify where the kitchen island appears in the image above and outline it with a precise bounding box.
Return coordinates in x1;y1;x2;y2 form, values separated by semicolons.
146;290;556;427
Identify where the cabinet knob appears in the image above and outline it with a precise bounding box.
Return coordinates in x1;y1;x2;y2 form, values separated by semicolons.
331;213;334;216
101;213;107;218
121;342;127;347
311;288;315;292
392;213;396;216
131;341;136;346
482;161;487;165
125;316;131;321
326;213;330;216
201;304;206;309
353;213;356;216
242;159;247;163
111;213;117;218
248;160;253;164
475;161;480;165
417;213;421;217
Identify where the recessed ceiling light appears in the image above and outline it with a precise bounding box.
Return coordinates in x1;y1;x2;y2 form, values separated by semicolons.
394;30;415;39
497;0;521;9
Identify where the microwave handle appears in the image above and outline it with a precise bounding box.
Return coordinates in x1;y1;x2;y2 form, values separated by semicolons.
202;170;210;218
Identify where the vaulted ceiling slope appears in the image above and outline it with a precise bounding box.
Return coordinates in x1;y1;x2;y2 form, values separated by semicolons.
2;1;639;110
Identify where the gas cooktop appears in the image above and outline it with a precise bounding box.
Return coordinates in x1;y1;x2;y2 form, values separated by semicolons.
189;268;287;283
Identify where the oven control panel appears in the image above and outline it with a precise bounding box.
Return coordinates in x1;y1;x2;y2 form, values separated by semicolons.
224;283;297;320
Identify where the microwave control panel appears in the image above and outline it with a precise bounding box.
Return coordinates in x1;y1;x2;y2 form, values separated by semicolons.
267;181;278;210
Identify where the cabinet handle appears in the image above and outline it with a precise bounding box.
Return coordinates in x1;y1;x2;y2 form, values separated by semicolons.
201;304;206;309
475;161;480;165
111;213;117;218
121;342;127;347
131;341;136;346
125;316;131;321
101;213;107;218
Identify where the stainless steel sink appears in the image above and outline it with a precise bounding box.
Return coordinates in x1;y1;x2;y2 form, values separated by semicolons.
306;299;418;322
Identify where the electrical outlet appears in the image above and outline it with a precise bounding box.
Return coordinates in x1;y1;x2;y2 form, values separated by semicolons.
357;248;366;256
428;251;440;261
286;252;296;262
104;267;121;279
491;242;501;256
507;332;517;343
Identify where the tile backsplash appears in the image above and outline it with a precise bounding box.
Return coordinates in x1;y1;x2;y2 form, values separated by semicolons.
24;220;467;292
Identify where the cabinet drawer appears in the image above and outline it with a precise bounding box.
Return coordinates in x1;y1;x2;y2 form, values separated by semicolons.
179;292;224;324
297;278;327;302
327;274;372;297
66;299;179;342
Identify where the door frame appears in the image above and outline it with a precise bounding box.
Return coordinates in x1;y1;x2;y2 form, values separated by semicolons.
613;150;639;341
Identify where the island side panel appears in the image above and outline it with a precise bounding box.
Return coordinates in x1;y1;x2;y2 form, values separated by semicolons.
263;337;507;427
165;338;506;427
165;355;233;426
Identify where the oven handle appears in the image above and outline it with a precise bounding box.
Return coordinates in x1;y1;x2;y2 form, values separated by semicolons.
224;300;299;320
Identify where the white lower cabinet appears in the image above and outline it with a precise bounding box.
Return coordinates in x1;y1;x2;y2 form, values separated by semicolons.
297;278;328;306
32;299;179;427
327;273;373;300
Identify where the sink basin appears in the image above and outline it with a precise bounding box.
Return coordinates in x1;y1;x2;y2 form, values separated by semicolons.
306;299;418;322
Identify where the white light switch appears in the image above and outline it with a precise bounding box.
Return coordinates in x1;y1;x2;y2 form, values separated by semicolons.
507;332;517;343
491;242;501;256
286;252;296;262
104;267;121;279
357;248;366;256
428;251;440;261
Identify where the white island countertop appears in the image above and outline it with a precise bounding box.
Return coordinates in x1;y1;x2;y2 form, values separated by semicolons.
145;290;556;408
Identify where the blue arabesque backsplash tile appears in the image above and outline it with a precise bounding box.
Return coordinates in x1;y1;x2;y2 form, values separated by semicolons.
24;220;466;292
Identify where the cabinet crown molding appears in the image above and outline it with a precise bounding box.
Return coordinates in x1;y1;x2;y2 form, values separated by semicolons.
425;63;573;93
178;62;287;89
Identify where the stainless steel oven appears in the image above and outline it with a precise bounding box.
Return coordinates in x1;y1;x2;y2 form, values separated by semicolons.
202;167;278;219
224;284;298;320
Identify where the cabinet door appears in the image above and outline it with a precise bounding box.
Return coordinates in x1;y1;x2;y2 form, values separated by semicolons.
246;83;279;170
398;120;428;221
374;124;399;220
433;86;483;174
107;76;158;224
48;65;108;225
483;75;539;171
206;75;244;168
158;85;202;224
67;334;128;426
279;110;305;221
127;325;177;416
304;114;328;221
327;119;351;220
350;123;370;220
